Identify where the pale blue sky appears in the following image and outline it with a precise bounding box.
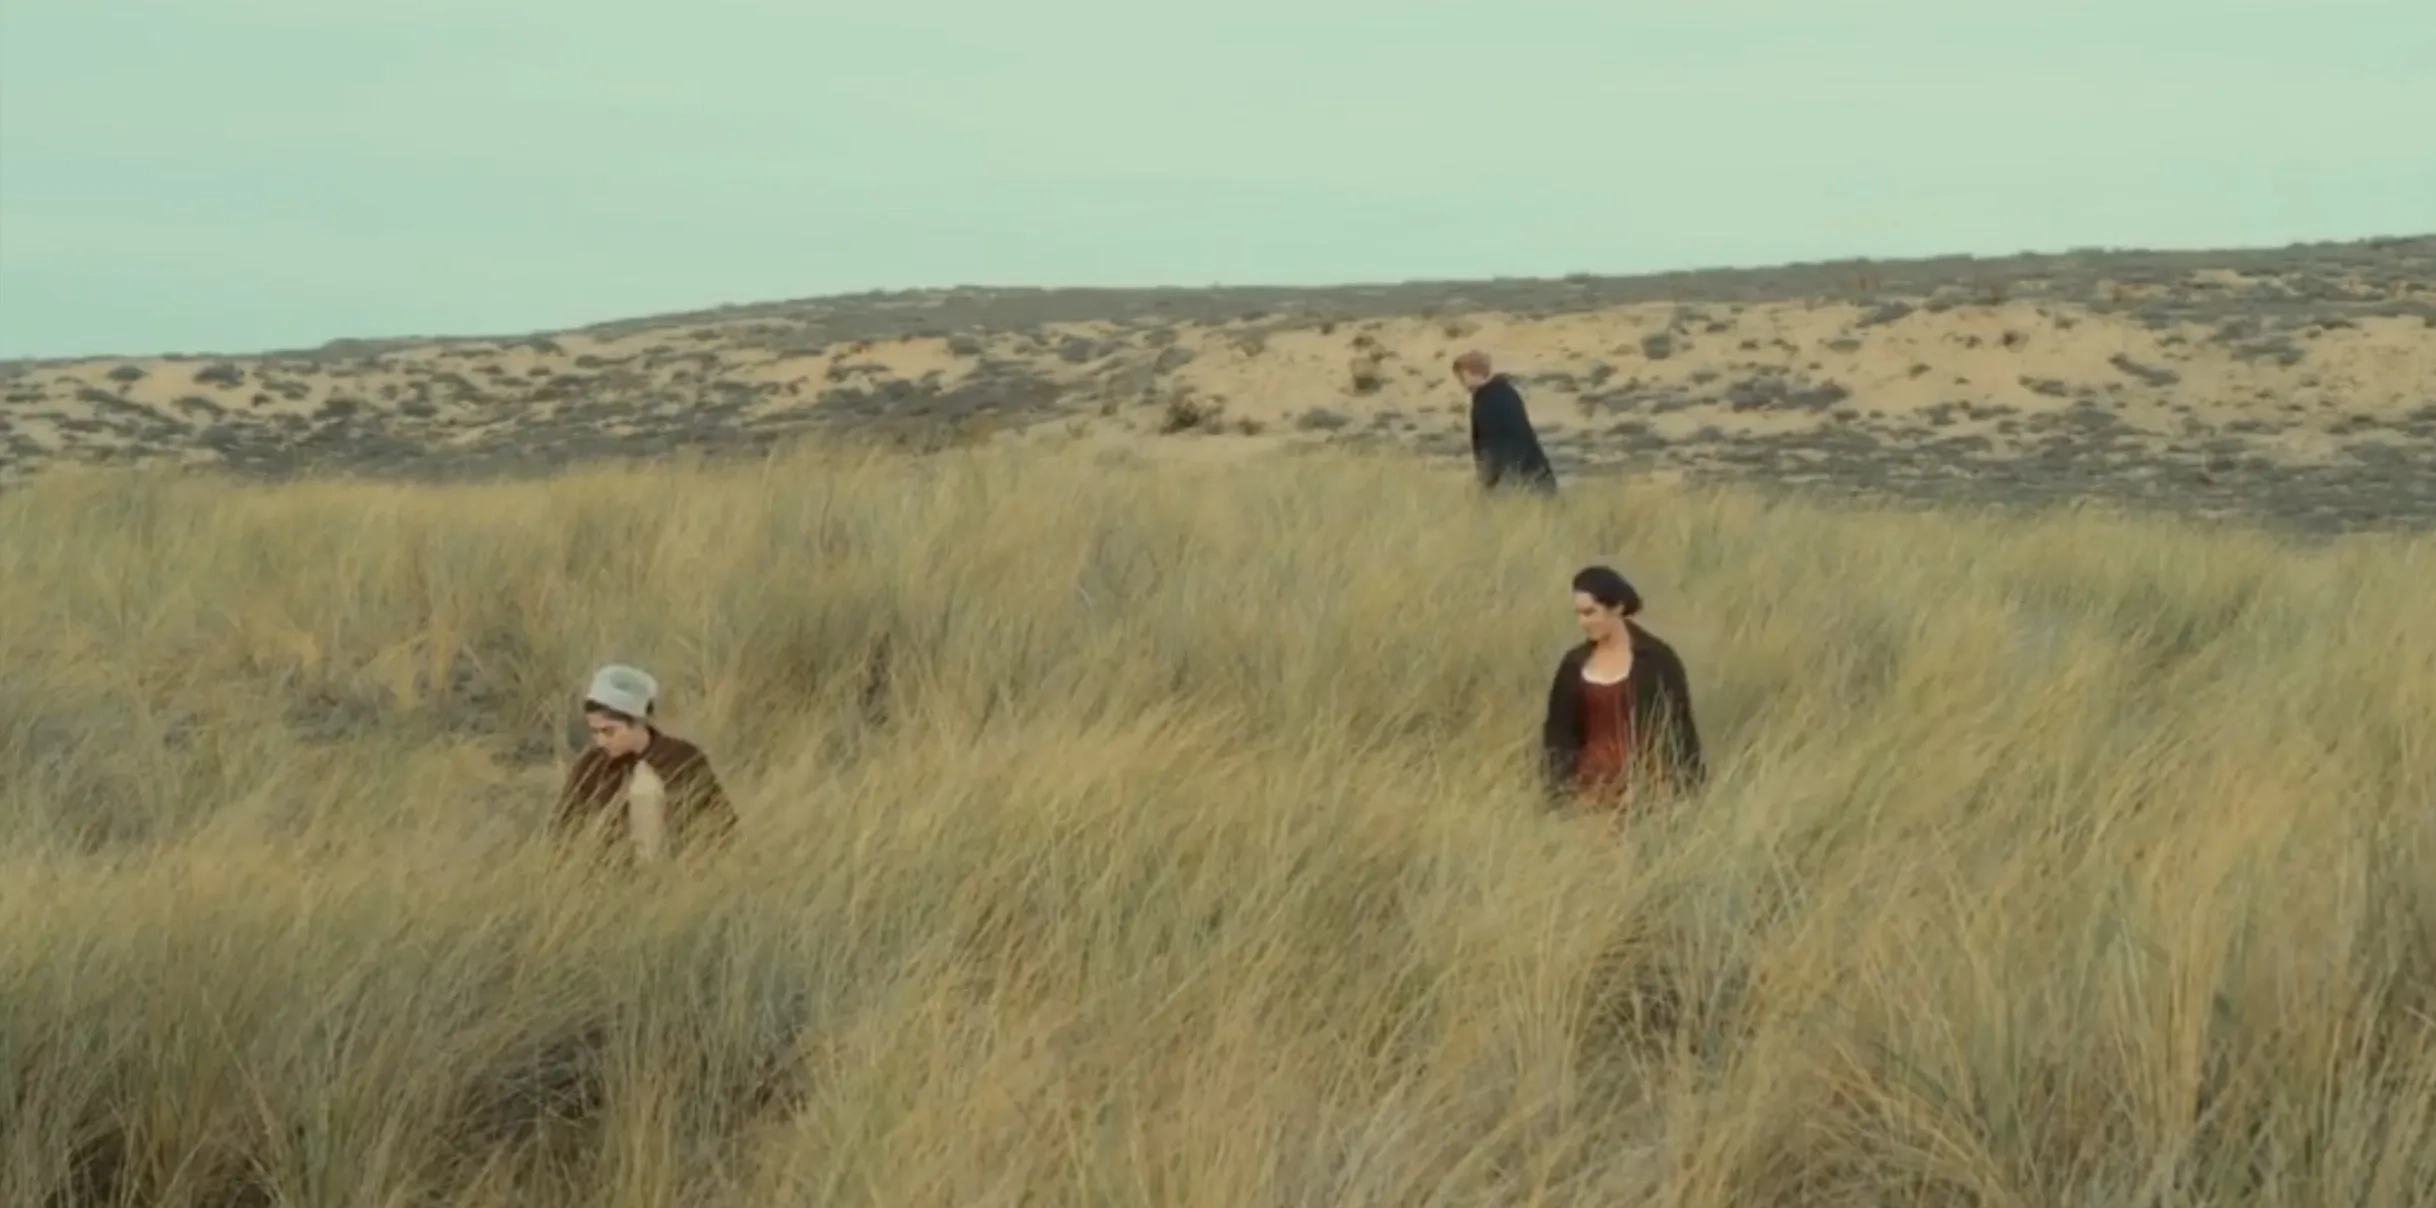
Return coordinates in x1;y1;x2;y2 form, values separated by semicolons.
2;0;2429;359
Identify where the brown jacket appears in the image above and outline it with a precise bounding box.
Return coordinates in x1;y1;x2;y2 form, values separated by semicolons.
550;730;737;861
1540;625;1707;805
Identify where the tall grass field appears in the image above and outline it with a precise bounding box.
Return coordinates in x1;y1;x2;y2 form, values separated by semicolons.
2;446;2431;1207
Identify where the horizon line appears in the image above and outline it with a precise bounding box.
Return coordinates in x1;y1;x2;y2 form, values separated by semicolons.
7;230;2429;369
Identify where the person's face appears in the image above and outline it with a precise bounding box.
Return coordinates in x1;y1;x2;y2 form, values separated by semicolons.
1455;366;1485;390
1573;591;1625;642
586;712;651;756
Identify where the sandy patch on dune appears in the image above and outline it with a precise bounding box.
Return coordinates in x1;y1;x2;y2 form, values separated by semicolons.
6;241;2434;533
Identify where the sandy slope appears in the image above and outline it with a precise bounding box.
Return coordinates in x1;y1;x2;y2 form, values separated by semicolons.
4;236;2432;533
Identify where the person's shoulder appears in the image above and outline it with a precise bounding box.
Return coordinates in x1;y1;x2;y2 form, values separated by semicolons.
645;732;715;773
559;746;614;800
648;731;708;759
1630;625;1688;666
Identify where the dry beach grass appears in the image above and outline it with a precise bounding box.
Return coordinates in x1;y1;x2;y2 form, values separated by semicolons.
3;444;2433;1206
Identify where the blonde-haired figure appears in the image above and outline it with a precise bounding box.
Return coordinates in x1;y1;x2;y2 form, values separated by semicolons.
1454;350;1558;496
550;664;737;865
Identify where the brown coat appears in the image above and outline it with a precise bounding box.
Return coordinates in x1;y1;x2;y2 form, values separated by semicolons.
550;729;738;861
1540;625;1707;805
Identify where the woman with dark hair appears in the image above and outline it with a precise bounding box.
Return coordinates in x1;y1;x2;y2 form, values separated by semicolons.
550;663;738;864
1540;566;1708;812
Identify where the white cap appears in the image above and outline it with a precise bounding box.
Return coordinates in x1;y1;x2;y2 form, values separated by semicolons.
584;664;658;718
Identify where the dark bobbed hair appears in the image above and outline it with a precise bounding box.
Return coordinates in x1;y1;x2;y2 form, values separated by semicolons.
580;698;654;725
1570;565;1643;617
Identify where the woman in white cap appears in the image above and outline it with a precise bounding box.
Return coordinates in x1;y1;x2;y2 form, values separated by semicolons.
549;663;737;864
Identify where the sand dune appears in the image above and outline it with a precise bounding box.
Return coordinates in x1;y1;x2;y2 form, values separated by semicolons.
4;235;2432;534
